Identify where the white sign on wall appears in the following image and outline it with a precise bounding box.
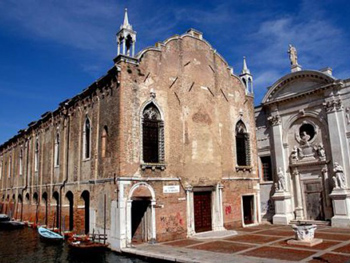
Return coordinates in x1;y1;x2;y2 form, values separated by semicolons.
163;185;180;194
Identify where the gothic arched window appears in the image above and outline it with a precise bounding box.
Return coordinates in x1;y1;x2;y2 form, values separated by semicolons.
101;126;108;158
83;117;91;159
236;121;250;166
19;148;23;176
54;132;60;167
142;103;164;163
34;138;39;172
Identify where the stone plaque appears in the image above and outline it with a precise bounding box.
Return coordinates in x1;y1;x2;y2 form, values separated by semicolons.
163;185;180;194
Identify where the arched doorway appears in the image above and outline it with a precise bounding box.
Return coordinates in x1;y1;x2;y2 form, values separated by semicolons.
127;183;156;244
42;192;48;226
81;190;90;234
18;194;23;221
52;191;60;229
33;193;39;224
65;191;74;231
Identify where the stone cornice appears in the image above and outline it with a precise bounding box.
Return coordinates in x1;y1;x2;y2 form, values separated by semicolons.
264;82;335;106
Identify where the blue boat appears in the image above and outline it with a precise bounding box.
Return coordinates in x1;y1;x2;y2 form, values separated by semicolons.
38;227;64;242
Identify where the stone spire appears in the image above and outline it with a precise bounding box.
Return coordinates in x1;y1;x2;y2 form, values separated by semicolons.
116;8;136;57
239;56;253;94
241;56;250;75
120;8;132;31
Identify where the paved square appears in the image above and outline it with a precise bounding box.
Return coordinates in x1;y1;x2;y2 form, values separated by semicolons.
190;240;254;253
242;246;315;261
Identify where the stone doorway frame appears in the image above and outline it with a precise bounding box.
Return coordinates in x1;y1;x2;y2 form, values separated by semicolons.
126;182;156;245
241;193;258;227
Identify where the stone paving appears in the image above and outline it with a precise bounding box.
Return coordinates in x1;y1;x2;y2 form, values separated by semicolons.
122;224;350;263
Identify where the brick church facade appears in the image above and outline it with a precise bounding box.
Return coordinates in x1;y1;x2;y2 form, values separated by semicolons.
0;10;259;251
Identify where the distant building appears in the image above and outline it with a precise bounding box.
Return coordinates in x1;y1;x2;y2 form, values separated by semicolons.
256;45;350;227
0;9;259;251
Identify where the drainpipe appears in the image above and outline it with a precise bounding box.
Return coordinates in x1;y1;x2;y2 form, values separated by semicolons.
21;138;29;221
59;107;70;234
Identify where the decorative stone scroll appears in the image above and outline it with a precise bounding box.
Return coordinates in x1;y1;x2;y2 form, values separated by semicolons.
290;143;326;164
323;98;343;113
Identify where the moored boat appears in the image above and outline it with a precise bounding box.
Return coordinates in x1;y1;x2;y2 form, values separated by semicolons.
68;239;108;251
67;234;108;251
0;220;25;230
38;226;64;242
0;214;10;222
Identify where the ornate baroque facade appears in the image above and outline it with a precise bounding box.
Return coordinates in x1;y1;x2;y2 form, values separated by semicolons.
256;46;350;227
0;10;258;251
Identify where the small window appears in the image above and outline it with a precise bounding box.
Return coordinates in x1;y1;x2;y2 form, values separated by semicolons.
236;121;250;166
83;117;91;159
261;156;272;181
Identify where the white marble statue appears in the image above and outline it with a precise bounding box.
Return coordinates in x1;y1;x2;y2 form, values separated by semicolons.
288;44;298;66
333;162;346;189
300;131;310;145
276;167;286;192
346;107;350;124
317;143;326;160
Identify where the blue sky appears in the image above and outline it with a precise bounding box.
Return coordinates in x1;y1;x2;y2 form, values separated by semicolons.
0;0;349;144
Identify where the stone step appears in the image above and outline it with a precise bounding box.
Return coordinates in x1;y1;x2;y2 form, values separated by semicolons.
290;220;331;226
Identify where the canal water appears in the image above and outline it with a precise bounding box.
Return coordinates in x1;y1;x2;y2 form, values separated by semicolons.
0;228;151;263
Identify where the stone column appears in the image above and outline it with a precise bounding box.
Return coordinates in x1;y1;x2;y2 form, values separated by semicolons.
150;200;156;242
186;186;195;236
324;96;350;227
132;42;135;57
292;167;304;220
268;113;294;224
321;166;333;219
212;183;225;231
122;39;126;56
126;199;132;246
324;97;350;178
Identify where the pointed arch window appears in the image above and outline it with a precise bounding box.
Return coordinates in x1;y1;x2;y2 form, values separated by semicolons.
19;148;23;176
8;157;12;178
83;117;91;160
101;126;108;158
54;132;60;167
34;138;39;172
236;121;250;167
141;103;164;164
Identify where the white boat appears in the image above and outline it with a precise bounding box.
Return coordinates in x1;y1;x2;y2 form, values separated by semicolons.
38;226;64;242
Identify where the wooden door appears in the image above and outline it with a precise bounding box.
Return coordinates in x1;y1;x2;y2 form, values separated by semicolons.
304;181;324;220
194;191;212;232
132;199;150;243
